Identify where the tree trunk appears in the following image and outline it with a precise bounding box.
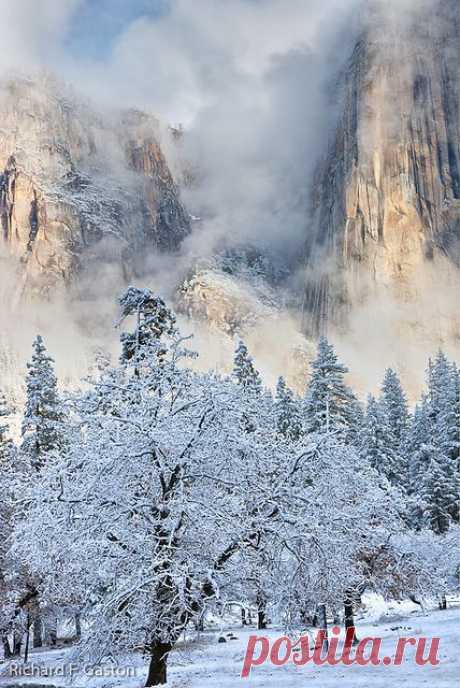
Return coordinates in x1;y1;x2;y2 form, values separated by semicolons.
75;613;82;639
195;611;205;632
33;614;43;648
256;592;267;630
439;595;447;610
241;608;247;626
344;594;358;645
145;641;173;686
3;637;12;659
24;615;31;664
318;604;328;652
257;608;267;630
45;619;57;646
12;632;22;657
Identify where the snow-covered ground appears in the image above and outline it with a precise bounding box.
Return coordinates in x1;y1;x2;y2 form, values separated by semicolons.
0;600;458;688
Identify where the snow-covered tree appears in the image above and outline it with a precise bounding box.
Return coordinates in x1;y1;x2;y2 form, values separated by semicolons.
21;336;63;470
379;368;410;455
118;286;178;365
0;391;30;658
420;452;459;534
406;355;460;531
304;337;361;442
14;298;283;685
233;340;265;434
427;352;451;422
19;336;66;648
274;376;302;441
424;352;460;460
271;434;440;637
406;396;433;484
233;340;262;393
361;395;392;472
0;392;14;654
436;360;460;462
0;392;13;463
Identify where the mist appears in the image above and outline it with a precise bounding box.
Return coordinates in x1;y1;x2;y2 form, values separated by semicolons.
0;0;457;408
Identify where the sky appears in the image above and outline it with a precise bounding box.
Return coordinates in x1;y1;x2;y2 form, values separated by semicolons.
65;0;169;59
0;0;362;123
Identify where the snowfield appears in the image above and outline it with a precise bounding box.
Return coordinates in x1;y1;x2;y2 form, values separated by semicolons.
1;602;458;688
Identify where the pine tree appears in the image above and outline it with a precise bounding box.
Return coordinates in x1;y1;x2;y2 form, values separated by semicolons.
233;341;265;435
274;377;302;441
0;390;22;658
420;452;459;534
304;337;360;441
405;397;432;492
118;287;177;365
21;336;63;470
0;392;13;465
407;358;460;532
437;362;460;462
380;368;410;453
361;395;399;482
427;352;451;424
233;341;262;394
425;352;458;456
376;368;410;487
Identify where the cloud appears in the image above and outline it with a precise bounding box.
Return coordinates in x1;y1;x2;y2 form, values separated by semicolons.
69;0;361;267
0;0;82;74
0;0;361;271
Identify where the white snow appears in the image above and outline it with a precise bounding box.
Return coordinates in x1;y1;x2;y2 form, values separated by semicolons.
0;602;458;688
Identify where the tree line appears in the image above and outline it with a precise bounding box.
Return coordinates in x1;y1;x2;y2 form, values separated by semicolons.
0;287;458;686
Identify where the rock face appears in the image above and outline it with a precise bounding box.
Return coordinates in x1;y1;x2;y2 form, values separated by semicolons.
179;268;279;336
304;0;460;336
0;75;189;296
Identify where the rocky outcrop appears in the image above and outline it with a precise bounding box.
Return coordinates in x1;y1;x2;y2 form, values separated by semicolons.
178;268;279;336
0;76;189;296
304;0;460;335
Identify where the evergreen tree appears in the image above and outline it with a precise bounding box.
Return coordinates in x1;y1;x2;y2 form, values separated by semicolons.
437;362;460;462
118;287;177;365
425;352;460;458
21;336;63;470
406;397;432;456
405;397;433;493
274;377;302;441
377;368;410;487
233;341;262;394
304;337;360;441
426;352;451;426
361;395;399;482
380;368;410;454
0;392;13;465
0;391;23;658
405;358;460;533
420;452;459;534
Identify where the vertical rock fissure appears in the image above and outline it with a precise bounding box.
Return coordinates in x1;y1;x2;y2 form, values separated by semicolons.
27;189;40;252
0;156;16;241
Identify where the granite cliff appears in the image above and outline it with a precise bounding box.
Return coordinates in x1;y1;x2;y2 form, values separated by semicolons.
0;75;189;297
304;0;460;339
